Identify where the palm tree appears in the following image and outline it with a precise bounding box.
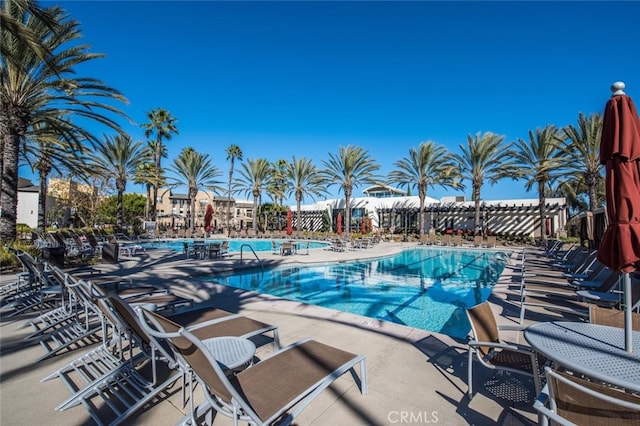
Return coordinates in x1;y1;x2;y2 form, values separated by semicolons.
453;132;520;236
512;126;565;244
133;162;164;222
561;112;604;213
233;158;271;233
321;145;380;236
224;144;243;235
285;157;327;237
389;141;459;237
88;134;145;232
0;0;58;71
133;142;166;221
169;147;222;232
266;159;289;230
142;108;178;221
1;2;126;241
267;159;289;207
21;123;87;232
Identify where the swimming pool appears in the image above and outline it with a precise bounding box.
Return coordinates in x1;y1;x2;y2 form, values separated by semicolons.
140;238;329;252
196;247;510;339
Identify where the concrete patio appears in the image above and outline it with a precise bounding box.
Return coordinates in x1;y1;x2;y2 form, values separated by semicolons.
0;240;559;425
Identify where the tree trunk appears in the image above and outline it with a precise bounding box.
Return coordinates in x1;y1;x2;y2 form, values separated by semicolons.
0;133;20;241
296;196;302;238
145;183;151;220
116;189;124;233
344;189;351;237
538;183;547;245
474;185;482;236
38;171;49;234
227;160;234;236
418;184;426;236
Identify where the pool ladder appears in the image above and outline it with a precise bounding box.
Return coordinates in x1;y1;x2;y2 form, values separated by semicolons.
239;244;265;275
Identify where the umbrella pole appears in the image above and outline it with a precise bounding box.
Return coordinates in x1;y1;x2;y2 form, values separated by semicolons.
624;272;633;352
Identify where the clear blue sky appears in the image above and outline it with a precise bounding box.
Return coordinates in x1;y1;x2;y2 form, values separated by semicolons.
27;0;640;205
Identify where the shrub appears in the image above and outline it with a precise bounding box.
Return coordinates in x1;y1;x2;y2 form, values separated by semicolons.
0;241;40;270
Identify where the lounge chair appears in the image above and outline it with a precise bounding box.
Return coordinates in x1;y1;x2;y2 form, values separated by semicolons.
466;301;546;399
4;250;62;317
534;367;640;425
140;308;367;426
52;291;279;424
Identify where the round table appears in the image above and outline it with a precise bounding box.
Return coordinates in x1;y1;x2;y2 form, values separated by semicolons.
524;321;640;392
202;336;256;371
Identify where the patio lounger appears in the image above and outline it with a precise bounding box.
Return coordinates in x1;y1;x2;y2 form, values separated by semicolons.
140;308;367;426
51;292;279;425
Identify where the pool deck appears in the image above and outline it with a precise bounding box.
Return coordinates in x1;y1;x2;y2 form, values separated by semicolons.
0;239;571;425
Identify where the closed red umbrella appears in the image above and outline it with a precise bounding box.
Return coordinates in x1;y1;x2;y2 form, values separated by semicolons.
204;204;214;232
596;81;640;352
361;216;366;234
337;212;342;236
286;210;293;236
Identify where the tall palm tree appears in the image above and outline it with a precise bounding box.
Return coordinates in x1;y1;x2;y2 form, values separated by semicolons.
321;145;380;236
512;126;565;244
133;162;164;222
453;132;520;236
142;108;178;221
88;134;145;232
285;157;327;237
233;158;271;233
267;159;289;207
266;159;289;230
389;141;460;237
560;112;604;213
169;147;222;232
224;144;243;235
133;141;166;221
1;2;126;241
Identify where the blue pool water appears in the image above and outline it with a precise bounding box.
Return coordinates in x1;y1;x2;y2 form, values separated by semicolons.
197;247;510;339
140;238;328;252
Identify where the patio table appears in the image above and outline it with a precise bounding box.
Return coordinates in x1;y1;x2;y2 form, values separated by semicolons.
524;321;640;392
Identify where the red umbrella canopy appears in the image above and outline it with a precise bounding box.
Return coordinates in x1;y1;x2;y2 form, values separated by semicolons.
204;204;214;232
596;82;640;273
337;212;343;235
286;210;293;236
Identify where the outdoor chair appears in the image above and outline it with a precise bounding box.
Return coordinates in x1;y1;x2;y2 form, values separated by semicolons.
534;367;640;425
280;241;293;255
219;240;230;256
208;243;221;259
466;301;546;399
52;289;280;425
590;305;640;331
3;251;62;317
1;246;37;302
484;235;497;247
140;308;367;426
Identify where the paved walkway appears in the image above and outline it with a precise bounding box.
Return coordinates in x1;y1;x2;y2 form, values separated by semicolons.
1;240;556;425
